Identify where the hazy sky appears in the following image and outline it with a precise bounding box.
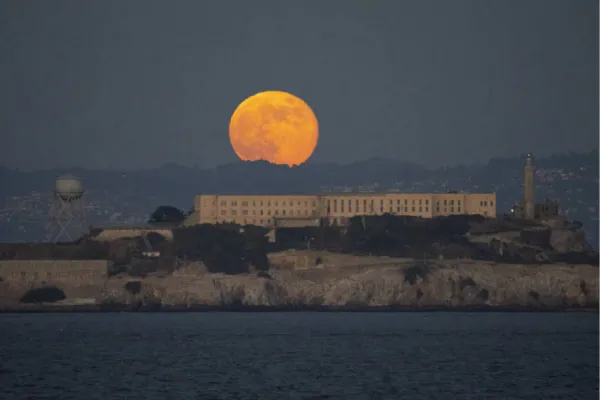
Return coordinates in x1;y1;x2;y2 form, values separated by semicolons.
0;0;597;170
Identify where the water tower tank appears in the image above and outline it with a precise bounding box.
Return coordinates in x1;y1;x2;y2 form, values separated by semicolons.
55;174;84;201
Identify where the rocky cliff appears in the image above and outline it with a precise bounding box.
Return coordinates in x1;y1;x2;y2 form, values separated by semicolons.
94;258;598;310
2;251;597;311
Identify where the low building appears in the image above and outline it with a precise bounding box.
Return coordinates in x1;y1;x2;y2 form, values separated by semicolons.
189;192;497;228
90;225;174;242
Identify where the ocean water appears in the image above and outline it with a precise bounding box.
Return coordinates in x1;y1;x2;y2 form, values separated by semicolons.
0;312;597;399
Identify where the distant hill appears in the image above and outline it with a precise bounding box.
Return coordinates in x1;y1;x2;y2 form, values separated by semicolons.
0;150;598;248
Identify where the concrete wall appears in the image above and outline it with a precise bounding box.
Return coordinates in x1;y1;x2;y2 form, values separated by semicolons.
0;260;109;284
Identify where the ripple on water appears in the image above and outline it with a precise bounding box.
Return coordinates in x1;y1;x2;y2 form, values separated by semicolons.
0;312;598;400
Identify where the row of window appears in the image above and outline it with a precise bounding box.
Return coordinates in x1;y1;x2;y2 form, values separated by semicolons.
9;271;102;280
213;205;473;223
215;199;317;208
220;209;318;217
206;198;494;210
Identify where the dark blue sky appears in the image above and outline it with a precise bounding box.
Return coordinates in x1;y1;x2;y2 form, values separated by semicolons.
1;0;597;170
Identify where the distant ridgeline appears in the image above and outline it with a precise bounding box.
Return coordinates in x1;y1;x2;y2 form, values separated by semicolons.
0;215;597;280
1;150;598;248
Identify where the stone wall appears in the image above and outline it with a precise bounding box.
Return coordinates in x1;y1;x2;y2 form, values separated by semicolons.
0;260;109;284
268;250;413;270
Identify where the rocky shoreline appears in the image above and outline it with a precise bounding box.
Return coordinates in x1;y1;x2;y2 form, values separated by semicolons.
1;304;597;313
2;257;597;312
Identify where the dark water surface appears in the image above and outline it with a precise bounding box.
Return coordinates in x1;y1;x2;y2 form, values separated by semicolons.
0;312;597;399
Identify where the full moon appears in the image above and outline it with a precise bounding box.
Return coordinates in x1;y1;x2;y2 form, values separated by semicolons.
229;91;319;167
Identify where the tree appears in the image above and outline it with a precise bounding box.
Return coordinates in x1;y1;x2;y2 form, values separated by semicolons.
148;205;185;225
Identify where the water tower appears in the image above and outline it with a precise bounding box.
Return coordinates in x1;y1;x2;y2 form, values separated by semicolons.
46;174;88;242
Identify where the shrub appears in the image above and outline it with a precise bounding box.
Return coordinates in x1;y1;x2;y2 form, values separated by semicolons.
20;287;66;303
125;281;142;295
404;262;430;285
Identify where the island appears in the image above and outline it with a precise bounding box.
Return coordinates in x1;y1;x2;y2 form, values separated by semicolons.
0;213;597;312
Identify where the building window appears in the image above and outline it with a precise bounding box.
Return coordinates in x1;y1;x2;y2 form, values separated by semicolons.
242;210;248;215
412;207;415;212
425;199;429;205
444;200;447;205
425;207;429;212
405;199;408;205
220;210;226;215
282;210;286;216
396;207;400;212
419;199;422;205
450;207;454;213
242;201;248;206
419;206;422;212
457;200;461;205
457;207;461;212
450;200;454;205
231;210;237;216
282;201;286;206
490;201;494;206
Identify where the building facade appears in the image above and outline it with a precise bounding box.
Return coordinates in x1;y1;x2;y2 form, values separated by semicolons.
191;192;497;228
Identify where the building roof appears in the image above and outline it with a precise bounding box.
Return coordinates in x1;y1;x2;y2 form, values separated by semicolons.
91;224;176;231
196;191;496;197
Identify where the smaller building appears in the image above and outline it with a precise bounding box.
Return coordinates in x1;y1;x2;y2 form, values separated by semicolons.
0;259;110;283
90;225;174;242
511;199;560;220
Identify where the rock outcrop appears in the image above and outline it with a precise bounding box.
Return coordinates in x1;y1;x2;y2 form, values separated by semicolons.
96;259;598;309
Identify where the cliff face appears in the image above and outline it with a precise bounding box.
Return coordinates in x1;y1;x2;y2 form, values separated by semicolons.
98;260;598;309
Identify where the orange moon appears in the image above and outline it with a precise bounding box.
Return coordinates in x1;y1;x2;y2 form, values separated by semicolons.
229;91;319;167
